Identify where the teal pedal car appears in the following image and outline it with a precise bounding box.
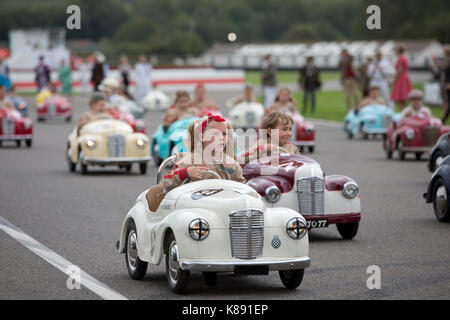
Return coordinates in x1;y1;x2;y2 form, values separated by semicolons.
343;104;400;140
150;116;199;166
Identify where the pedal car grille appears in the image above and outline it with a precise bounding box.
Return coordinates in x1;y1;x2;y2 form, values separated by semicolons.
48;103;56;117
229;209;264;260
2;118;15;135
108;134;125;157
297;177;325;215
246;111;256;126
423;126;440;147
382;115;392;128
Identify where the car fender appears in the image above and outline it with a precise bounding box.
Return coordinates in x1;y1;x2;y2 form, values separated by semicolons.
425;164;450;203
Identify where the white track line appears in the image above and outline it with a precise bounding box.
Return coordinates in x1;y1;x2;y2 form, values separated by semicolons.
0;216;128;300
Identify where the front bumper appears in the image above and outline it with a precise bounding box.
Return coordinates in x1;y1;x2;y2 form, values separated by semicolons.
0;134;32;141
37;111;72;119
400;146;433;153
83;156;151;165
292;140;315;147
303;213;361;225
180;256;311;272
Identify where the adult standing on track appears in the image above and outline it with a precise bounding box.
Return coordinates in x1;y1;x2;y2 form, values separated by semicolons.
299;56;321;114
0;54;10;92
434;46;450;124
119;55;132;99
339;49;360;111
58;59;72;97
391;45;412;111
91;53;105;92
34;56;51;92
261;54;278;109
134;54;153;103
368;51;393;109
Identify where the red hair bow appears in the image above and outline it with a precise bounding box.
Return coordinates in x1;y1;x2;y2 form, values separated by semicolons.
200;112;225;133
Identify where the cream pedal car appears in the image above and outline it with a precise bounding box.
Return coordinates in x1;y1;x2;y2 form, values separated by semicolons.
117;155;311;294
66;119;151;175
229;101;265;130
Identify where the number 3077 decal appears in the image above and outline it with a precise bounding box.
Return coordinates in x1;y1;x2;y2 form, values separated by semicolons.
307;219;329;228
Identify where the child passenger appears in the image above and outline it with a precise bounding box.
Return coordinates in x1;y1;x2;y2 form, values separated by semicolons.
240;112;299;164
163;90;202;130
163;112;245;192
267;87;297;114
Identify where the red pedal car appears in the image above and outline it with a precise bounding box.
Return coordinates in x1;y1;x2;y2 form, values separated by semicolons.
289;112;316;153
0;107;33;147
37;95;72;122
384;115;450;160
108;109;146;134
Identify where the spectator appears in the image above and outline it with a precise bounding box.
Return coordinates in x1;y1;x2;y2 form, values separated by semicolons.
339;49;360;111
58;59;72;97
35;56;51;92
391;45;412;110
267;87;297;114
119;55;132;99
368;52;393;109
299;56;321;114
192;83;219;111
261;54;278;109
433;46;450;124
0;54;11;92
134;54;153;102
359;56;373;98
91;53;105;92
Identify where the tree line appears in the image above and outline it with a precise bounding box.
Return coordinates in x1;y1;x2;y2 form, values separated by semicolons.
0;0;448;58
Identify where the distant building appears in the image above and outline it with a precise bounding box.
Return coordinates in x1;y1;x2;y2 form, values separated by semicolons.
200;40;445;70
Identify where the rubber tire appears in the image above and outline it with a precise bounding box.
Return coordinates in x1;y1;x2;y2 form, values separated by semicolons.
125;220;148;280
65;116;72;123
16;140;21;147
433;178;450;222
203;272;218;287
430;150;444;172
139;162;147;175
165;233;190;294
279;269;305;290
80;162;88;175
384;138;393;160
336;222;359;240
397;140;406;161
67;147;76;172
415;152;423;161
25;139;32;148
308;146;315;153
152;140;162;167
125;164;132;172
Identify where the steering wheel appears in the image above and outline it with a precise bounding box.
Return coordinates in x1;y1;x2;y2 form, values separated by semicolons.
181;169;222;184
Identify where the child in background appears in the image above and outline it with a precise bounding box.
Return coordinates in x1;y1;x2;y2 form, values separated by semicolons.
163;113;245;192
267;87;297;114
240;112;299;164
163;90;201;130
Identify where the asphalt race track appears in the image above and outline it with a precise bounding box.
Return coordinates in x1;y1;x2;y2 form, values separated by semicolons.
1;91;450;300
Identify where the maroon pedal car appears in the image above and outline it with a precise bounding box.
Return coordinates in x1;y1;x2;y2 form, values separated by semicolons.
384;115;450;160
243;154;361;239
289;112;316;153
0;107;33;147
108;109;146;134
37;95;73;122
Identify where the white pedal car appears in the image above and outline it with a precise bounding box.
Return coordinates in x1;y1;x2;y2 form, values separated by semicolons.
229;101;265;130
141;90;171;111
117;155;311;294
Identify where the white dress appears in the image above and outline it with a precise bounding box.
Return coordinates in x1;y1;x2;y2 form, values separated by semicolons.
134;62;152;102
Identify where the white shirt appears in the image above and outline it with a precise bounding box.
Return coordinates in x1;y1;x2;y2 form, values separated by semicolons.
401;105;432;119
367;59;391;82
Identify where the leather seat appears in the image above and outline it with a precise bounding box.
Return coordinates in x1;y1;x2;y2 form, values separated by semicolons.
146;184;166;212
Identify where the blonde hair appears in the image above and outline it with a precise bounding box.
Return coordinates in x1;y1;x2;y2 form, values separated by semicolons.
274;87;296;104
174;90;190;104
185;118;237;160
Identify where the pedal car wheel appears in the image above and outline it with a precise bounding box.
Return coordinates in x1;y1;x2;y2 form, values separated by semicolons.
67;147;76;172
165;233;190;294
16;140;21;147
80;162;88;175
430;150;444;172
152;140;162;167
125;220;148;280
26;139;32;148
125;164;132;172
65;116;72;123
279;269;304;289
203;272;218;287
397;140;406;160
336;222;359;240
308;146;315;153
415;152;423;161
139;162;147;175
384;138;392;159
433;178;449;222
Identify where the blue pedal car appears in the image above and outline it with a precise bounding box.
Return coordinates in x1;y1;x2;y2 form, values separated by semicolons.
150;117;199;166
343;104;400;139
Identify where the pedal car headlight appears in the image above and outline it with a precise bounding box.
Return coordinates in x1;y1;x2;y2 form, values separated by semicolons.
86;139;97;150
286;217;307;239
189;219;210;241
405;129;415;140
342;182;359;199
23;120;32;130
265;185;281;203
136;138;147;148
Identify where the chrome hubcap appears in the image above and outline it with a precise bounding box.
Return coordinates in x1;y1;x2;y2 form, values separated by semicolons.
127;231;138;271
436;156;444;168
436;186;448;215
168;241;179;283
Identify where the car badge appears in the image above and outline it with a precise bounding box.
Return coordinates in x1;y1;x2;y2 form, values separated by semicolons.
191;188;223;200
271;236;281;249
